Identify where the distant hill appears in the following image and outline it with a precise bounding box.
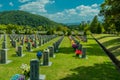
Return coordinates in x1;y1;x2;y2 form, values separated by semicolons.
0;10;59;27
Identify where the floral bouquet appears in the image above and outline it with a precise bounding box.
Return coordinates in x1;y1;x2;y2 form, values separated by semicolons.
72;43;78;50
20;64;30;78
10;74;25;80
36;51;42;60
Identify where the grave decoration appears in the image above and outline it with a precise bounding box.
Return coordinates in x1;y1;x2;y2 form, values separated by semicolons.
10;74;25;80
20;63;30;79
36;51;42;60
29;59;45;80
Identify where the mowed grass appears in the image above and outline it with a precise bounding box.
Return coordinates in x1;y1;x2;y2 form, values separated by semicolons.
0;35;60;80
0;35;120;80
94;34;120;60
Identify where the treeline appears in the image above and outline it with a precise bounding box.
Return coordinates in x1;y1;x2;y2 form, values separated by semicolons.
0;24;72;35
68;0;120;35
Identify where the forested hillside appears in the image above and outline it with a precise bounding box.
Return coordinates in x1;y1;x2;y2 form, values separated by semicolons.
0;10;59;27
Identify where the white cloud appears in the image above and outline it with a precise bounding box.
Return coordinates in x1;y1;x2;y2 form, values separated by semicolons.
19;0;55;13
9;2;14;6
0;4;3;7
19;1;100;23
91;4;99;8
42;4;100;23
19;0;30;3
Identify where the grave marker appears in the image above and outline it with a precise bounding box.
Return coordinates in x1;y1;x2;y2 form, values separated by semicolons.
0;49;12;64
42;49;52;66
82;48;87;58
27;42;32;52
16;46;25;57
29;59;45;80
48;46;55;58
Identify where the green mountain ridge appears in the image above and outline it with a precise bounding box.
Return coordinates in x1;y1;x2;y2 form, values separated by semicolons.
0;10;59;27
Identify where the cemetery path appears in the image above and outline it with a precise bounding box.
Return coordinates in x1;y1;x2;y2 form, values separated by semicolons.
41;36;120;80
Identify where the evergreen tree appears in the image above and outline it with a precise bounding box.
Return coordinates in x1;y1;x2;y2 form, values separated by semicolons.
90;16;99;33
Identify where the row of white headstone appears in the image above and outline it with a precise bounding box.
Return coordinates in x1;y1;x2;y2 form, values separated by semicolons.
0;34;57;64
29;36;64;80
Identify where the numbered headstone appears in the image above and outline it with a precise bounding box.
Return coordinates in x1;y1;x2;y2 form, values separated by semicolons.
42;49;52;66
12;40;17;48
53;43;57;53
0;49;7;63
2;41;7;49
48;46;54;58
27;42;32;52
3;34;7;41
82;48;87;58
30;59;45;80
16;46;23;57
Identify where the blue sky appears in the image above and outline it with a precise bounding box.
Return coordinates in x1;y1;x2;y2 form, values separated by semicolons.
0;0;104;23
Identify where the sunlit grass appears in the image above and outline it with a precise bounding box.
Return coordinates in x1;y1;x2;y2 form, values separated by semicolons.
94;34;120;60
0;35;120;80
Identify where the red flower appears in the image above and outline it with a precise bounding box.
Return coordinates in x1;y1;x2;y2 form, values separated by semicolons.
75;49;82;55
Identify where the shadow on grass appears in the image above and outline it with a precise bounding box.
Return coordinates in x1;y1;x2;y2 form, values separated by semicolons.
58;47;74;54
108;45;120;52
101;38;120;47
11;54;17;57
86;43;107;56
60;62;120;80
98;38;120;57
97;35;117;40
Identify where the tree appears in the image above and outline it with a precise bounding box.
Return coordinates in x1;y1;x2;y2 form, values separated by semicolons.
90;16;99;33
97;23;102;34
100;0;120;33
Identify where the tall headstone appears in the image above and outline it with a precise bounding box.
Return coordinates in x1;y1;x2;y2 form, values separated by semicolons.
27;42;32;52
0;49;7;63
83;35;87;42
82;48;87;58
29;59;45;80
48;46;54;58
42;49;52;66
43;49;49;65
30;59;39;80
12;40;17;48
2;41;7;49
16;46;23;57
42;39;45;44
53;43;56;53
3;34;7;41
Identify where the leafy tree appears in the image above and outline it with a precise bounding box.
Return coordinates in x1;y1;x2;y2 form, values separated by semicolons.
89;15;99;33
100;0;120;33
97;23;102;34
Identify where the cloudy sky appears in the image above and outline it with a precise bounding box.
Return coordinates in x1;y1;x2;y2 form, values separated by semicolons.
0;0;104;23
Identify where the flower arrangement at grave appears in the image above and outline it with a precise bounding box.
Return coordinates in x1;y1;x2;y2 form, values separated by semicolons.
20;63;30;78
10;74;25;80
36;51;42;60
69;36;83;58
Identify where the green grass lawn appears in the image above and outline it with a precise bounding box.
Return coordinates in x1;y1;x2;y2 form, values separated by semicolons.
94;34;120;60
0;35;120;80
